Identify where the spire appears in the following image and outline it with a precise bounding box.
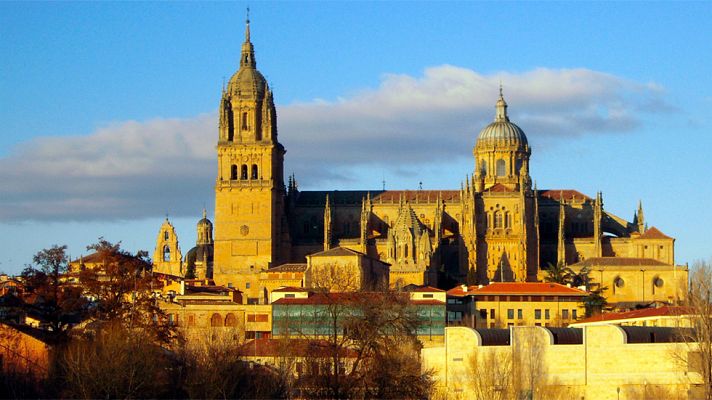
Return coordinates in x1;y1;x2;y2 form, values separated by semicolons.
637;200;645;233
495;84;509;122
240;8;256;69
245;7;251;42
202;208;207;220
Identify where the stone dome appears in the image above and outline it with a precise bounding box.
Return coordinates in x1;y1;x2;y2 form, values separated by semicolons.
227;67;266;97
197;208;212;229
476;91;528;148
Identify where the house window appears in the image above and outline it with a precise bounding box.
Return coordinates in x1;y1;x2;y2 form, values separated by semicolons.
210;313;222;327
423;294;433;298
517;309;523;319
285;293;295;298
490;309;495;319
534;309;542;319
572;309;578;319
562;309;569;319
507;309;514;319
545;309;550;320
246;282;251;289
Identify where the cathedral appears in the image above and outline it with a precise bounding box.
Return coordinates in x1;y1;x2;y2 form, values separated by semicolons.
153;18;680;304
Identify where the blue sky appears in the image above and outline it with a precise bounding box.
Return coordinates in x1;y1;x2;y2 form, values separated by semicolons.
1;2;710;274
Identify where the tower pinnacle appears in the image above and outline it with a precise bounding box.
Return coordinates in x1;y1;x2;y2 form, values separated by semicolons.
240;9;255;69
495;85;509;122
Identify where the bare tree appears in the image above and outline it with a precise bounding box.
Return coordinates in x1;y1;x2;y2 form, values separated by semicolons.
469;348;514;400
308;262;362;293
678;260;712;400
59;322;175;399
288;291;432;398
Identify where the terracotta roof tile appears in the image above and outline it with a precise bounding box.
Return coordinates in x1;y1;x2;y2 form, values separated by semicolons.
295;190;460;206
448;282;587;296
538;190;592;202
639;226;673;240
486;183;514;193
271;286;309;293
309;247;363;258
409;286;445;293
267;263;308;272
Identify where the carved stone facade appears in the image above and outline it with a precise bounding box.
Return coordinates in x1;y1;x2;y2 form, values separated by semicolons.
156;19;681;304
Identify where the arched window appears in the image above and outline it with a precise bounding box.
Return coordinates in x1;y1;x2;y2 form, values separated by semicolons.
225;313;238;327
242;112;249;130
231;165;238;180
481;160;488;176
496;159;506;177
653;277;664;294
210;313;222;327
404;244;409;258
163;245;170;262
504;212;511;228
494;212;503;229
613;277;624;294
164;231;169;240
251;164;258;179
241;165;248;180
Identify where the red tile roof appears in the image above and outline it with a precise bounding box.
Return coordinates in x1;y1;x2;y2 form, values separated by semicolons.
272;286;309;293
267;263;308;272
448;282;588;297
309;247;364;258
373;190;460;203
409;286;445;293
639;226;673;240
539;190;591;202
573;306;692;325
486;183;514;193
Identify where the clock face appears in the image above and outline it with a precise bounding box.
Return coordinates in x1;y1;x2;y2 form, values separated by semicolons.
240;225;250;236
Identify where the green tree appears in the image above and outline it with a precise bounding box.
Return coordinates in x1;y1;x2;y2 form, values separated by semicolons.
79;238;176;344
19;245;85;336
543;261;574;285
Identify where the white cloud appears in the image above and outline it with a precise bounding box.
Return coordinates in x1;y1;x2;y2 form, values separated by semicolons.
0;66;672;222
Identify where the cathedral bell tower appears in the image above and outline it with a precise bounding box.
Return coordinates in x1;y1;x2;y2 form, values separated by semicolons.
213;15;287;298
